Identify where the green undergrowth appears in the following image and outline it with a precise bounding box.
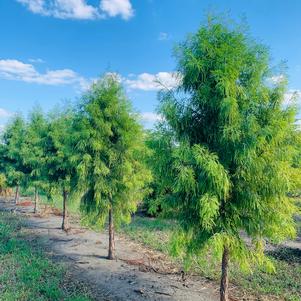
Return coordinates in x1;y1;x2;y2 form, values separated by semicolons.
119;215;174;253
21;186;81;215
0;212;93;301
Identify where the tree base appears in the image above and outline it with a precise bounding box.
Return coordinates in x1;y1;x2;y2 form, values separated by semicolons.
62;224;71;232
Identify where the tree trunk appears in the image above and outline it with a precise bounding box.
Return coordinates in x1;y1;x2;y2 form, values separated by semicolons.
220;246;230;301
15;185;20;204
108;207;115;260
33;187;39;214
61;189;69;232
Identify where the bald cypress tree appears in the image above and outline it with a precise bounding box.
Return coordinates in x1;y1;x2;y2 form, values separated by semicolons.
22;107;48;213
160;18;300;301
76;75;151;260
1;116;28;204
44;109;77;231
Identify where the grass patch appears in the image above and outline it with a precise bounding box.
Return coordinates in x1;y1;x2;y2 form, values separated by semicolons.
21;186;81;215
119;216;174;253
120;215;301;301
0;212;93;301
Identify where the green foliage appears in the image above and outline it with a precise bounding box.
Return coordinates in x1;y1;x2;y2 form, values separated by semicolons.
119;216;174;253
22;106;49;191
0;115;29;188
76;74;151;228
44;107;78;196
0;174;7;190
143;127;175;215
159;17;300;271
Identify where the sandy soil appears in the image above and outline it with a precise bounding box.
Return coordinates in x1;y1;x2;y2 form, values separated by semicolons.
0;198;221;301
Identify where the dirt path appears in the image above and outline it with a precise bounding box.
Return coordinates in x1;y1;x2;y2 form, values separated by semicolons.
0;198;220;301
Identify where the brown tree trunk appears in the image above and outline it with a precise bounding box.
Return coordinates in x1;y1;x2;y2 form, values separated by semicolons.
33;187;39;214
220;246;230;301
61;189;69;232
108;207;115;260
15;185;20;204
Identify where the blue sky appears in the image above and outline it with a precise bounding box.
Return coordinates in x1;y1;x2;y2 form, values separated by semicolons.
0;0;300;129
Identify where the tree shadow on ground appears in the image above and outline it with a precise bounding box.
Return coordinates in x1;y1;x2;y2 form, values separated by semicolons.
267;247;301;264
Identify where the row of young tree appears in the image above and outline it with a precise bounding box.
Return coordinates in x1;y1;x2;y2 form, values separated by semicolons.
0;76;151;262
1;17;300;301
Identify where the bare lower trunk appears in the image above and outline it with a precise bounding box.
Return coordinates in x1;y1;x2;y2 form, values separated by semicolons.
15;185;20;204
61;189;69;231
108;207;115;260
220;246;230;301
33;187;38;214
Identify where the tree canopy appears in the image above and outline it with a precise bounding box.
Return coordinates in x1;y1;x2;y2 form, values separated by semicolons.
0;115;29;202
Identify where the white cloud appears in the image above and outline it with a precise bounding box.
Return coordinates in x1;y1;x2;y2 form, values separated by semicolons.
283;89;301;106
140;112;162;123
17;0;99;19
100;0;133;20
0;59;88;88
125;72;181;91
158;32;169;41
28;58;45;63
268;74;286;84
0;124;6;133
17;0;45;14
0;108;12;118
0;59;181;94
17;0;134;20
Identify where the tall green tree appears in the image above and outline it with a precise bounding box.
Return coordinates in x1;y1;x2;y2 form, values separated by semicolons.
76;75;151;260
22;107;48;213
159;18;300;301
0;115;28;203
143;127;175;216
44;109;77;231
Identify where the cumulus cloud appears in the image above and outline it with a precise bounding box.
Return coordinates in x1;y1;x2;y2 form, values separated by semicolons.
28;58;45;63
268;74;286;84
17;0;99;19
158;32;169;41
0;59;89;89
17;0;134;20
100;0;133;20
283;89;301;106
0;59;181;94
125;72;181;91
17;0;45;13
0;124;6;133
0;108;12;118
140;112;162;123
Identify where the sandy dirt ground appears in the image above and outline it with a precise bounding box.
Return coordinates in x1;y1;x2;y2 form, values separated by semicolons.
0;198;222;301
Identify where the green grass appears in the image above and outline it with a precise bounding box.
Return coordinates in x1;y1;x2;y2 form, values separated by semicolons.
21;186;82;215
234;248;301;301
119;216;301;301
119;216;174;253
0;212;93;301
